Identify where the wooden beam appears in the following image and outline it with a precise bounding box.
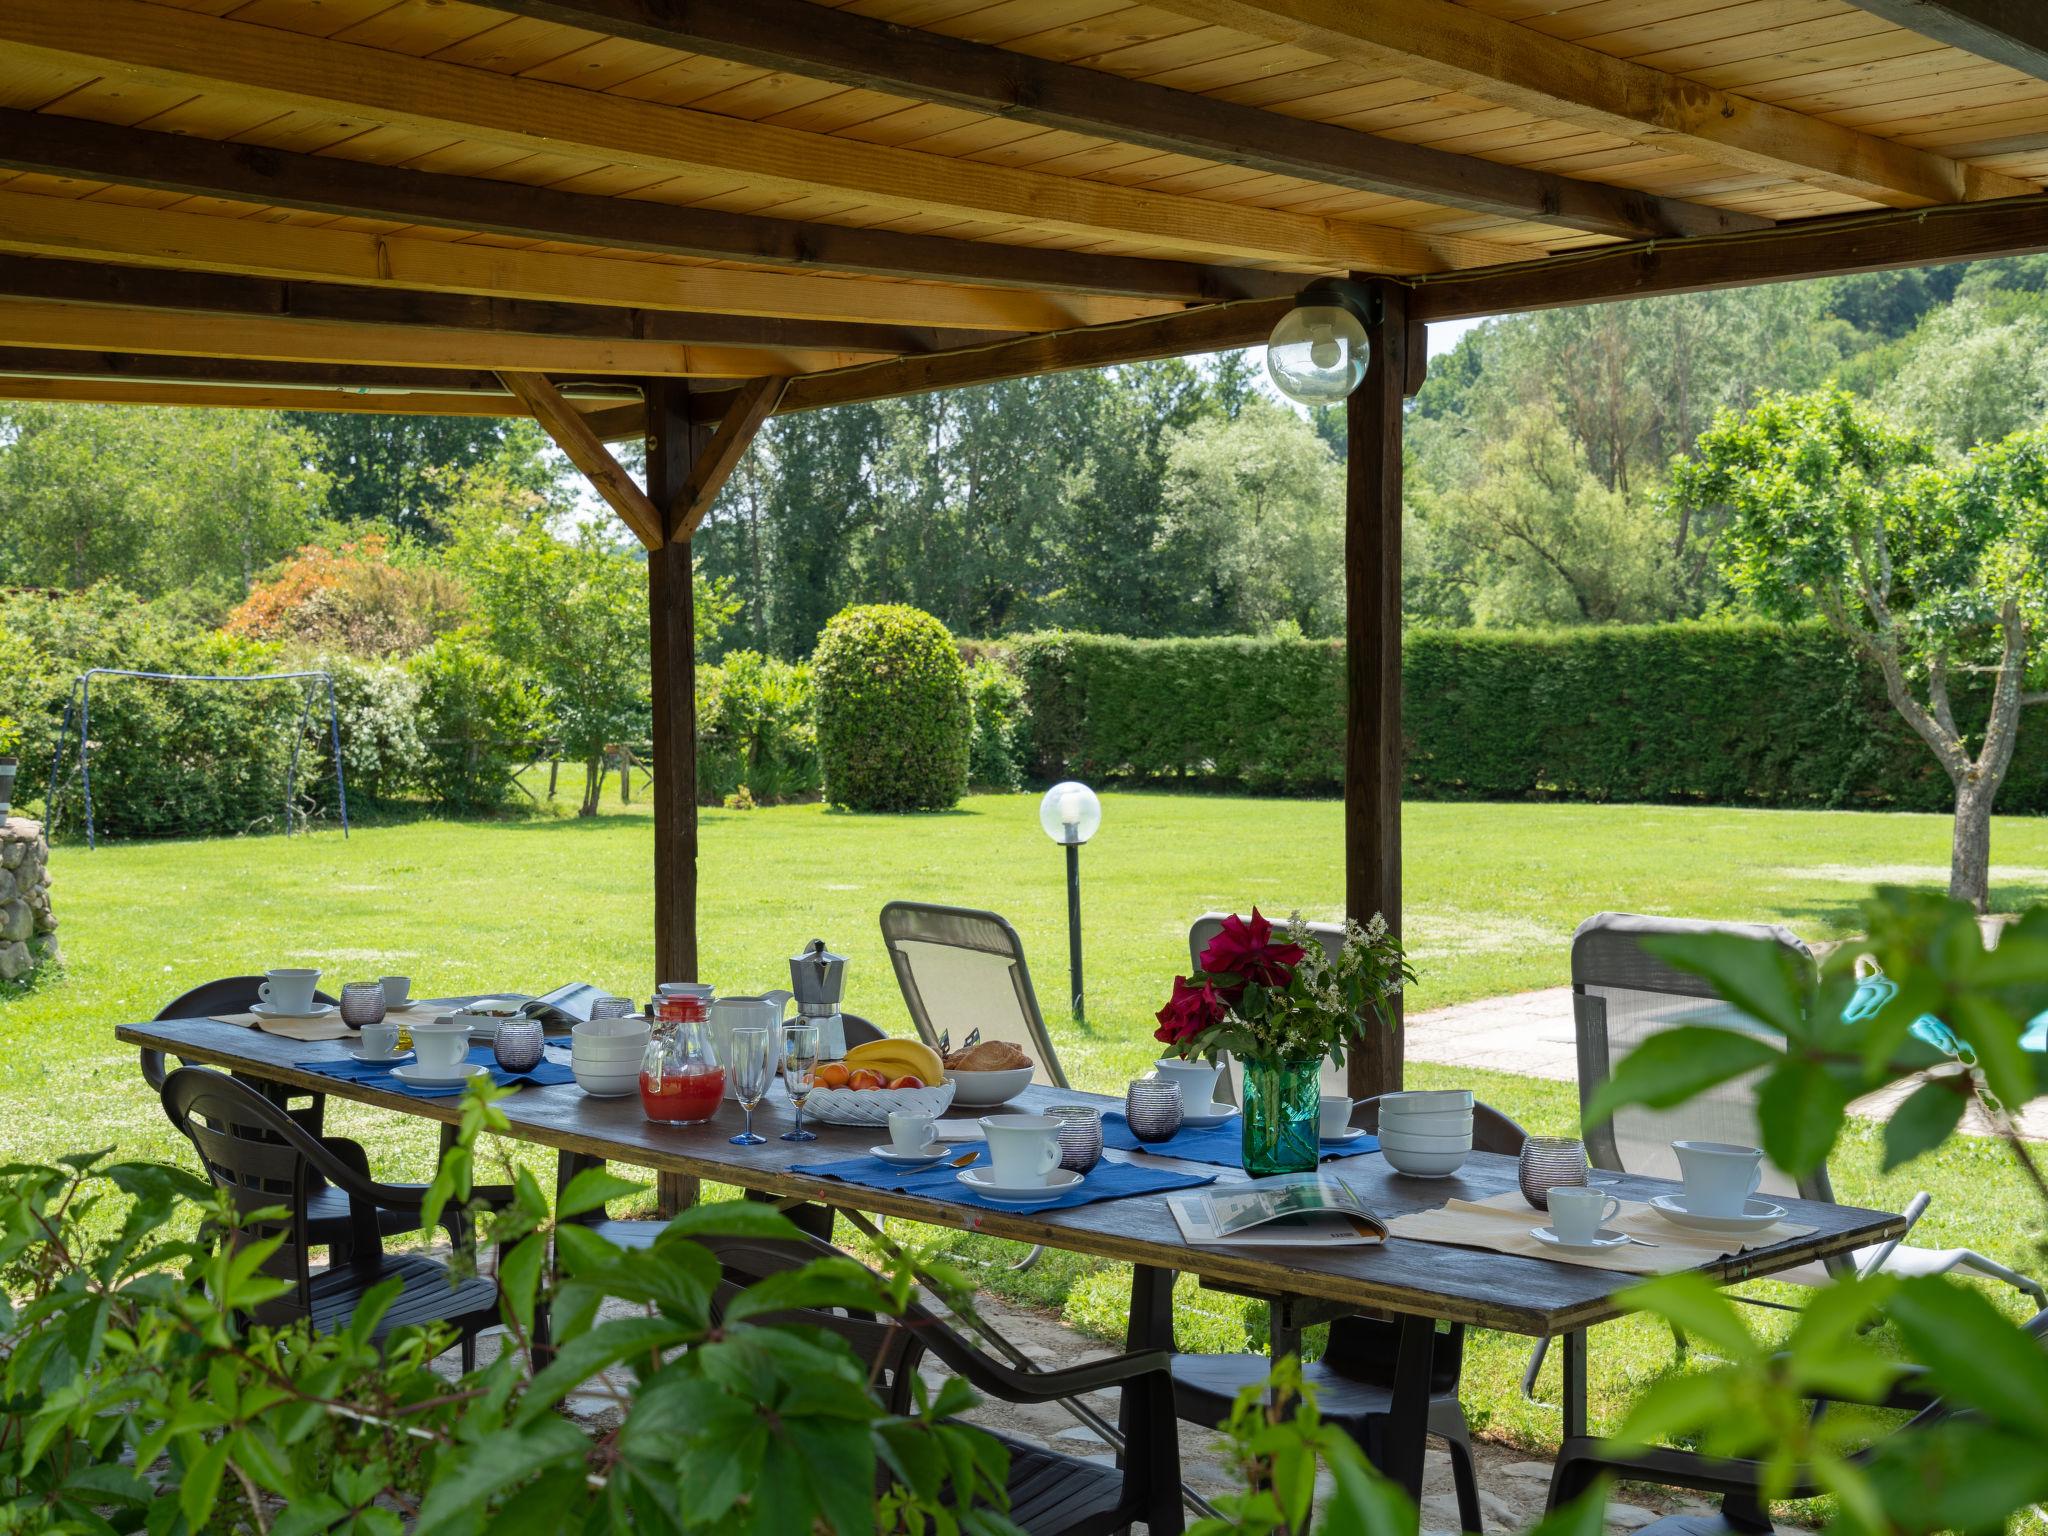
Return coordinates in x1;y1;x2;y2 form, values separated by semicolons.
482;0;1763;244
0;252;1012;359
0;108;1285;306
0;377;535;418
0;298;866;378
0;187;1135;334
674;377;786;545
1843;2;2048;83
1344;277;1407;1103
501;371;661;548
0;0;1527;273
0;346;623;397
779;299;1293;414
583;402;649;444
1151;0;2036;208
644;378;709;994
1407;193;2048;320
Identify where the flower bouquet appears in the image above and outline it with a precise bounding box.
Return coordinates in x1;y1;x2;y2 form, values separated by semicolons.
1155;908;1412;1175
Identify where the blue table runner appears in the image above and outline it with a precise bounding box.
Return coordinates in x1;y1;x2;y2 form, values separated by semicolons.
295;1043;575;1099
790;1143;1215;1214
1100;1111;1378;1168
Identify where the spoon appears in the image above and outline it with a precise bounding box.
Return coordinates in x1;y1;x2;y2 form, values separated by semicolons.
949;1150;979;1168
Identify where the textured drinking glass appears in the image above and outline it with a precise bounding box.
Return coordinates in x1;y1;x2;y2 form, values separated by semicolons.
1519;1136;1589;1210
339;982;387;1031
728;1025;774;1146
589;996;636;1021
781;1022;820;1143
1124;1078;1183;1143
493;1018;545;1074
1050;1105;1103;1172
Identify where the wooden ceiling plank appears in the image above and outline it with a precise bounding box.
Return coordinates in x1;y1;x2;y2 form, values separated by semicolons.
0;344;566;393
499;367;662;546
0;0;1526;272
0;296;870;375
1143;0;2037;206
1841;2;2048;85
0;376;538;416
0;106;1288;305
0;180;1182;331
479;0;1766;240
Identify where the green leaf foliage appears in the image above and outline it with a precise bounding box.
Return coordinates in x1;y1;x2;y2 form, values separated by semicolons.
811;604;972;812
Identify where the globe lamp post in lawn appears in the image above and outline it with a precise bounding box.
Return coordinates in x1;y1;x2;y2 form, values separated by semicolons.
1039;782;1100;1023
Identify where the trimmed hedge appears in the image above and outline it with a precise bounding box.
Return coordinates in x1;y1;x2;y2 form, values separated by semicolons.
812;605;971;812
1010;623;2048;811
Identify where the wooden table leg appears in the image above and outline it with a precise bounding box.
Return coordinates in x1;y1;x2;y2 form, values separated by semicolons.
1122;1265;1175;1452
1381;1313;1438;1503
1561;1329;1589;1440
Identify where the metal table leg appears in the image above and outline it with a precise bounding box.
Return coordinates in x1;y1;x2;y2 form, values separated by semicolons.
1561;1329;1589;1440
1380;1313;1438;1502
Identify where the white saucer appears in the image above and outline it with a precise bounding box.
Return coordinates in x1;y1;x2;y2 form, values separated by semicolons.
251;1002;336;1021
349;1046;413;1064
958;1167;1082;1205
1531;1225;1632;1252
1649;1195;1787;1234
1320;1127;1368;1144
392;1062;486;1086
871;1144;946;1166
1180;1103;1238;1128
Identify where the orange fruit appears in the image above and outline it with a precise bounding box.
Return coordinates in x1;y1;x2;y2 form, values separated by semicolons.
887;1074;925;1090
816;1062;851;1089
848;1068;887;1091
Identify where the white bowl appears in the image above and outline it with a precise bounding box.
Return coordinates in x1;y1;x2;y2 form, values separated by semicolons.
1381;1089;1473;1112
1378;1128;1474;1154
571;1036;651;1063
1376;1122;1474;1146
574;1019;651;1042
945;1066;1032;1107
804;1080;956;1127
1381;1143;1469;1177
572;1068;641;1098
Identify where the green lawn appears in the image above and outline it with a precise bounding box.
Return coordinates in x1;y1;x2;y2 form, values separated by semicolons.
6;790;2045;1462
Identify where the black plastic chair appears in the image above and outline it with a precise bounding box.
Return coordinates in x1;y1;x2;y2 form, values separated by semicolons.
146;975;465;1258
703;1230;1185;1535
1166;1099;1528;1534
1545;1308;2048;1536
160;1067;502;1365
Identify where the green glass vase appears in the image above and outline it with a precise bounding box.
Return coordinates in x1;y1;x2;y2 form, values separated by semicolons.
1239;1056;1322;1177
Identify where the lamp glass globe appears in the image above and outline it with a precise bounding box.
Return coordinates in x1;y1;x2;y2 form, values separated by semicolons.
1038;781;1101;845
1266;303;1369;405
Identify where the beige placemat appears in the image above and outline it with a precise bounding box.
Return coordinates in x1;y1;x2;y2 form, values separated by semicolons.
1383;1189;1815;1276
211;1012;354;1043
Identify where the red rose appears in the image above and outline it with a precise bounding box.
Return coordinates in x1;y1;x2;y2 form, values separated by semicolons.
1197;908;1306;989
1154;975;1226;1047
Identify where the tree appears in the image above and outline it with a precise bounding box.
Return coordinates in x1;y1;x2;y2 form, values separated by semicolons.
0;404;323;600
286;414;555;536
1878;295;2048;449
1672;390;2048;910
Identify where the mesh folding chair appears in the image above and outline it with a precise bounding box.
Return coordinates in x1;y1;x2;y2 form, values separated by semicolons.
881;902;1066;1271
880;902;1068;1088
1188;913;1354;1105
1531;913;2045;1398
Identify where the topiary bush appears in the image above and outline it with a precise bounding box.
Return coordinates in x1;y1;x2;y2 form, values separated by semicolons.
811;604;971;811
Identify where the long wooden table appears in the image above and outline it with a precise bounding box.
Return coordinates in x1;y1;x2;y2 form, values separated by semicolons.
121;1013;1907;1503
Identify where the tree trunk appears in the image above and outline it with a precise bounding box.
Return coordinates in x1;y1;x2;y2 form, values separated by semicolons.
579;754;602;817
1951;779;1993;914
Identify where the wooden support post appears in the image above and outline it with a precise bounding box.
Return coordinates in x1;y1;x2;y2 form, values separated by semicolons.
1346;279;1410;1102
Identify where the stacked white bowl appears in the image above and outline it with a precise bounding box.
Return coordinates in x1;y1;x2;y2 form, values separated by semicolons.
571;1017;652;1098
1377;1088;1474;1176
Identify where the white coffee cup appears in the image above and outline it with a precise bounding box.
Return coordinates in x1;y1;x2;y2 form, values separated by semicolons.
1548;1186;1622;1244
1674;1140;1765;1218
888;1111;936;1154
380;975;411;1006
1319;1094;1354;1138
357;1021;400;1057
258;968;320;1014
981;1114;1062;1186
1155;1058;1220;1112
411;1019;470;1076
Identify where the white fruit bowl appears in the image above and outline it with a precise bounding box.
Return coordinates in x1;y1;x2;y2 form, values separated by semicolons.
804;1081;956;1127
945;1067;1033;1108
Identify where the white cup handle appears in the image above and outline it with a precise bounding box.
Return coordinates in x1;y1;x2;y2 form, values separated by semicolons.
257;981;273;1003
1601;1195;1622;1225
1747;1165;1764;1198
1037;1139;1061;1177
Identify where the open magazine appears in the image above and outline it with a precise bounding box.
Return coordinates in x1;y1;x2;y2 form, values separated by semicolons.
455;985;613;1033
1168;1173;1389;1248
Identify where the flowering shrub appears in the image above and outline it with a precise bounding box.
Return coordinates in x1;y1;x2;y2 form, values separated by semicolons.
1156;908;1413;1066
226;533;470;659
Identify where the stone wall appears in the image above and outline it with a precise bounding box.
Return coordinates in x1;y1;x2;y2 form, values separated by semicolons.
0;818;57;982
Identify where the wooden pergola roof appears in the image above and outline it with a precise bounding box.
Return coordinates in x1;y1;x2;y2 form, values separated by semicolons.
3;0;2047;448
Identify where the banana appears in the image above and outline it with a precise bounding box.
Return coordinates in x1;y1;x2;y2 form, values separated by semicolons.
843;1038;945;1084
